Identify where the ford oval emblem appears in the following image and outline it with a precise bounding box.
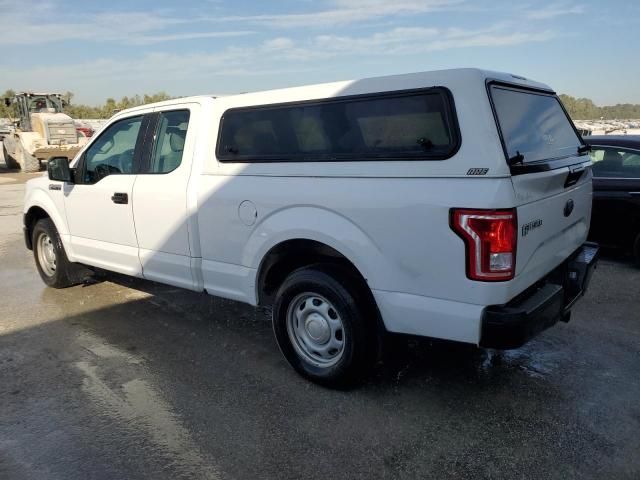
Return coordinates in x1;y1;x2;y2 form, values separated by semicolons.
564;199;574;217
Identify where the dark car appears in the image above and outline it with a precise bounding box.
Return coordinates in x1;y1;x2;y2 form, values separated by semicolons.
583;135;640;265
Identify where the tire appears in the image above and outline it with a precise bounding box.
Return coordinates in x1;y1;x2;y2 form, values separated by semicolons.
32;218;83;288
633;232;640;268
2;142;19;170
16;142;41;173
272;264;378;388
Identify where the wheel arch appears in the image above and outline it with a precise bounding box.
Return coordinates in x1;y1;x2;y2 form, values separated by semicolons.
24;189;69;252
24;206;50;249
245;206;391;300
256;237;387;335
256;238;363;302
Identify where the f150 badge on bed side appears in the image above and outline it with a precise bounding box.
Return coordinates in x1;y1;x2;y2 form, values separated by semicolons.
522;219;543;236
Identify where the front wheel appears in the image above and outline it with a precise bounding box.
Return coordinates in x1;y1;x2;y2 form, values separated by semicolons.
32;218;83;288
272;265;378;388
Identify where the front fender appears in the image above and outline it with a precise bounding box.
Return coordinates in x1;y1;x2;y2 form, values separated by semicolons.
24;182;71;255
243;206;392;289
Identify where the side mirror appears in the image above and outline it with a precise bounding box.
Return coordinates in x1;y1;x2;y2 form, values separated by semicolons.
47;157;73;183
4;98;10;107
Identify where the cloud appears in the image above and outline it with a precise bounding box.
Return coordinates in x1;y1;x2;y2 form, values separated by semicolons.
0;0;574;103
129;31;255;46
524;3;585;20
262;37;296;50
1;0;463;45
315;27;439;54
1;0;574;48
0;3;253;45
313;24;555;55
207;0;464;28
3;20;556;94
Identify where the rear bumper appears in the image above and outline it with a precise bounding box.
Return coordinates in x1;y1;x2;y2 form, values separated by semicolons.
480;242;599;349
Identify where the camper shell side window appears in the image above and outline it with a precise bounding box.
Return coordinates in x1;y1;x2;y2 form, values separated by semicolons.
216;87;460;162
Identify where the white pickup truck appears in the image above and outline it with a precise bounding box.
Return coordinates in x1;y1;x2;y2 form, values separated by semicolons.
24;69;598;386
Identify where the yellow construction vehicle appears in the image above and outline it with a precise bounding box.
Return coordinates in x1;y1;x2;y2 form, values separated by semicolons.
2;92;87;172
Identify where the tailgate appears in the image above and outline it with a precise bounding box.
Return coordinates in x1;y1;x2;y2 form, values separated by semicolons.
488;81;593;283
512;161;592;280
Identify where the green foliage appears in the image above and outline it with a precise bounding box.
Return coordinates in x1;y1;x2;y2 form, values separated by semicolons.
0;90;176;120
559;94;640;120
0;89;17;118
64;91;174;118
2;88;636;121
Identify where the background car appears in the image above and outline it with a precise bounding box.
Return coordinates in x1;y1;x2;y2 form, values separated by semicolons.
74;120;94;138
584;135;640;265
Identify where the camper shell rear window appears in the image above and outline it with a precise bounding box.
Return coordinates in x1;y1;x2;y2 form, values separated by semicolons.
489;83;583;165
216;88;460;162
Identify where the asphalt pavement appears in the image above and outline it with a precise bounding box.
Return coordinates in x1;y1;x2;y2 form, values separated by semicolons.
1;156;639;479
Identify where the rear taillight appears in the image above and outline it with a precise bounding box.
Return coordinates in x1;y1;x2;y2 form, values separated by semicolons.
451;208;517;281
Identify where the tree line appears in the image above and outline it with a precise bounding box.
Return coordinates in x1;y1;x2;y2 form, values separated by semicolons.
558;94;640;120
0;89;173;119
1;88;639;121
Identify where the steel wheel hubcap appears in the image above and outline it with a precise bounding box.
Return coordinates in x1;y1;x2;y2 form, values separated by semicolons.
37;233;57;277
286;293;345;368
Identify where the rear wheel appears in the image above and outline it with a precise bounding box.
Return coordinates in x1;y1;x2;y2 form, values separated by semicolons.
2;142;19;170
16;142;41;173
32;218;83;288
272;264;378;388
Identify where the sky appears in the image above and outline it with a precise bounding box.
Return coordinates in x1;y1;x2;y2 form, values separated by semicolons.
1;0;638;106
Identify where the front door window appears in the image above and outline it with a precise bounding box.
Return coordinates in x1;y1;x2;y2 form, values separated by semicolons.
82;116;143;183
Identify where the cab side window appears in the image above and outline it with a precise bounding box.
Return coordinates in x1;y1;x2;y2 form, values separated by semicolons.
148;110;190;174
590;147;640;178
83;116;143;183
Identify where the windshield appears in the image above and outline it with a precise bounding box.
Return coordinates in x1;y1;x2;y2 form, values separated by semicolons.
27;95;63;113
490;85;582;164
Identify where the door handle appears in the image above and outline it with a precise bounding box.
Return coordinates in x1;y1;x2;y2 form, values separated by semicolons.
564;168;585;188
111;192;128;204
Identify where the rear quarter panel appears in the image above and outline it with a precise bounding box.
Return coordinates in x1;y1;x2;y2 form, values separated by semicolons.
196;175;521;306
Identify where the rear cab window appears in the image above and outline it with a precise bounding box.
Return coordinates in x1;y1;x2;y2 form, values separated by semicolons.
489;83;584;167
217;88;460;162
